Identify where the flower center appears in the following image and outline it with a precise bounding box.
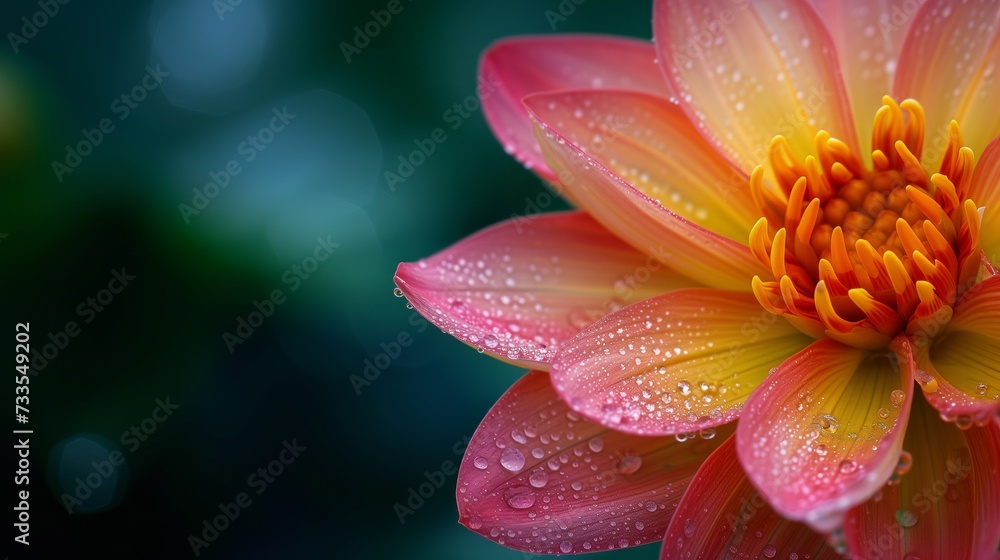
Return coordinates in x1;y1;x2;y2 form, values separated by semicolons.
749;97;984;349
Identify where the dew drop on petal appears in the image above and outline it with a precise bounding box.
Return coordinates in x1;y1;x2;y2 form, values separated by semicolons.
504;485;536;509
473;456;488;470
500;448;525;472
588;437;604;453
896;509;917;528
559;541;573;553
763;545;777;558
895;451;913;476
484;334;499;349
393;287;404;297
467;515;483;529
528;470;549;488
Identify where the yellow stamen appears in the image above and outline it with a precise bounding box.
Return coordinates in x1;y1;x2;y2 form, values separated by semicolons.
747;97;985;346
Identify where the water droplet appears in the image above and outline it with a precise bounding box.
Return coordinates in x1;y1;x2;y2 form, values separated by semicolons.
955;415;973;430
500;448;525;471
635;521;645;530
890;389;906;406
976;382;988;396
467;515;483;529
528;470;549;488
559;540;573;553
700;427;716;440
895;451;913;476
677;380;692;396
684;518;696;538
763;544;777;558
914;369;938;393
484;334;499;349
393;287;404;297
838;460;857;475
895;509;917;528
816;413;839;434
617;454;642;474
473;456;488;470
511;430;527;444
504;485;536;509
877;407;889;419
588;437;604;452
815;444;828;456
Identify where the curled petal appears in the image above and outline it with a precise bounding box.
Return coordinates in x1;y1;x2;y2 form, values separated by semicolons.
551;288;813;436
736;337;915;533
457;370;732;554
480;35;671;182
914;275;1000;422
394;212;696;369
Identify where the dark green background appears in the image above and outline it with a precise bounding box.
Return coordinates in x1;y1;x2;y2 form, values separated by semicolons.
1;0;661;558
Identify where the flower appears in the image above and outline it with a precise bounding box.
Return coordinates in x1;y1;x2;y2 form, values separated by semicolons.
394;0;1000;557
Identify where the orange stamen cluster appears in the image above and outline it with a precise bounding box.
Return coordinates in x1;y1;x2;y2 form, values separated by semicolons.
750;97;984;349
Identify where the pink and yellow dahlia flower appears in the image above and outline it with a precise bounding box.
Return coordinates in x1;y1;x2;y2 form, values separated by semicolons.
395;0;1000;557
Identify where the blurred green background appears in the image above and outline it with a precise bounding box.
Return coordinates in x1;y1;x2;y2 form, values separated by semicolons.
1;0;662;558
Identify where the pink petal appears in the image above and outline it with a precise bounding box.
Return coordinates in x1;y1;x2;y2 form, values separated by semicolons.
914;275;1000;422
970;136;1000;263
480;35;671;182
456;370;732;554
661;437;840;559
654;0;859;175
894;0;1000;171
810;0;909;158
844;396;1000;560
525;99;768;292
394;211;697;369
522;89;759;242
550;288;813;436
736;337;915;534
